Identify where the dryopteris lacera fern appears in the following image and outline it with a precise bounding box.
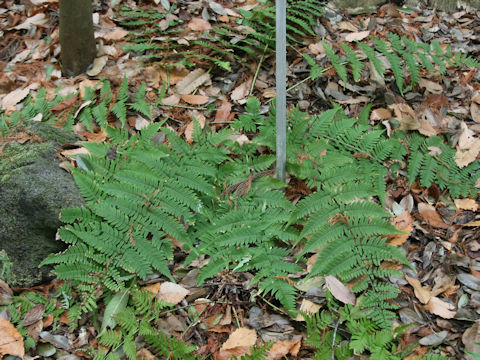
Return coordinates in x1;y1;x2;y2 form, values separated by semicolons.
95;288;198;360
116;0;324;69
303;306;449;360
306;34;480;94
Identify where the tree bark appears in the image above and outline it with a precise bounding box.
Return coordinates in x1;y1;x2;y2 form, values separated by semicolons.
59;0;96;77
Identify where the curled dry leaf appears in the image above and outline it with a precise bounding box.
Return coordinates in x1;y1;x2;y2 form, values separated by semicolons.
325;275;356;305
87;56;108;77
405;275;431;304
417;202;449;229
370;108;392;121
387;210;413;246
176;69;211;95
267;337;302;360
0;318;24;358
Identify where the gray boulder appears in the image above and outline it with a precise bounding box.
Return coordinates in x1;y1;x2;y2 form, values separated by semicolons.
0;121;84;287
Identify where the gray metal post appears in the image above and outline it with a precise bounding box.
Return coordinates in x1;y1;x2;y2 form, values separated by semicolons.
275;0;287;182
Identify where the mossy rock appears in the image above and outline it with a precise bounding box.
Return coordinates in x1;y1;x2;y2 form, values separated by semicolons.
0;121;84;287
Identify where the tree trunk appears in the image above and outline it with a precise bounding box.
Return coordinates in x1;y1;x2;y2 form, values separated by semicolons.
59;0;96;77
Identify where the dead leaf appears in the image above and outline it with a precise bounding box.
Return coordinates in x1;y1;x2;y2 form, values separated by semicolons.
308;42;324;55
176;69;211;95
215;346;252;360
471;102;480;123
267;337;302;360
405;275;431;304
221;327;256;351
215;101;232;122
61;147;89;158
0;318;24;358
370;108;392;121
102;28;129;41
418;78;443;94
157;282;189;305
389;103;419;130
231;78;252;103
51;96;78;112
87;56;108;77
345;30;370;42
185;111;206;143
325;275;356;305
463;321;480;359
21;304;45;327
455;141;480;168
1;87;31;110
454;199;478;212
418;202;449;229
181;94;209;105
161;94;181;105
187;18;211;31
424;296;456;319
12;13;48;30
388;210;413;245
228;134;250;145
143;283;161;297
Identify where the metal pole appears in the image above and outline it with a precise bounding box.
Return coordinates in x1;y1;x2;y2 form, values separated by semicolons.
275;0;287;182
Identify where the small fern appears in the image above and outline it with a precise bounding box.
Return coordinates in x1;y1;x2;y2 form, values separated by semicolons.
308;34;480;94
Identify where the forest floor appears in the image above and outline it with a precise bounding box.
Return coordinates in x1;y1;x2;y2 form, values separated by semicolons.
1;0;480;359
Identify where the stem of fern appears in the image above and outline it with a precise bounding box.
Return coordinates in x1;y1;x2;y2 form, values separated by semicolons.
249;44;269;97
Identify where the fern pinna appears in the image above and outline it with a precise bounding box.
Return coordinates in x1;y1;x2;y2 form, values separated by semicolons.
305;34;480;94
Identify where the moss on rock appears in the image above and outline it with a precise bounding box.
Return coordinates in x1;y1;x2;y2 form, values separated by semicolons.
0;121;84;287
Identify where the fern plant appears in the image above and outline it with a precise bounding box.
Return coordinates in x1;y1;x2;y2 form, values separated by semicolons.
303;302;449;360
94;287;198;360
116;0;324;70
305;34;480;94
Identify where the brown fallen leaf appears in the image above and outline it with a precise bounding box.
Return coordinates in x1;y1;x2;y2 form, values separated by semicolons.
215;101;232;122
21;303;46;327
267;337;302;360
463;321;480;358
215;327;257;359
0;318;24;358
424;296;456;319
325;275;356;305
345;30;370;42
370;108;392;121
215;346;252;360
187;18;211;31
185;110;207;143
176;69;211;95
471;102;480;123
157;282;189;305
454;199;479;212
405;275;431;304
231;78;253;103
181;94;209;105
387;210;413;246
417;202;449;229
